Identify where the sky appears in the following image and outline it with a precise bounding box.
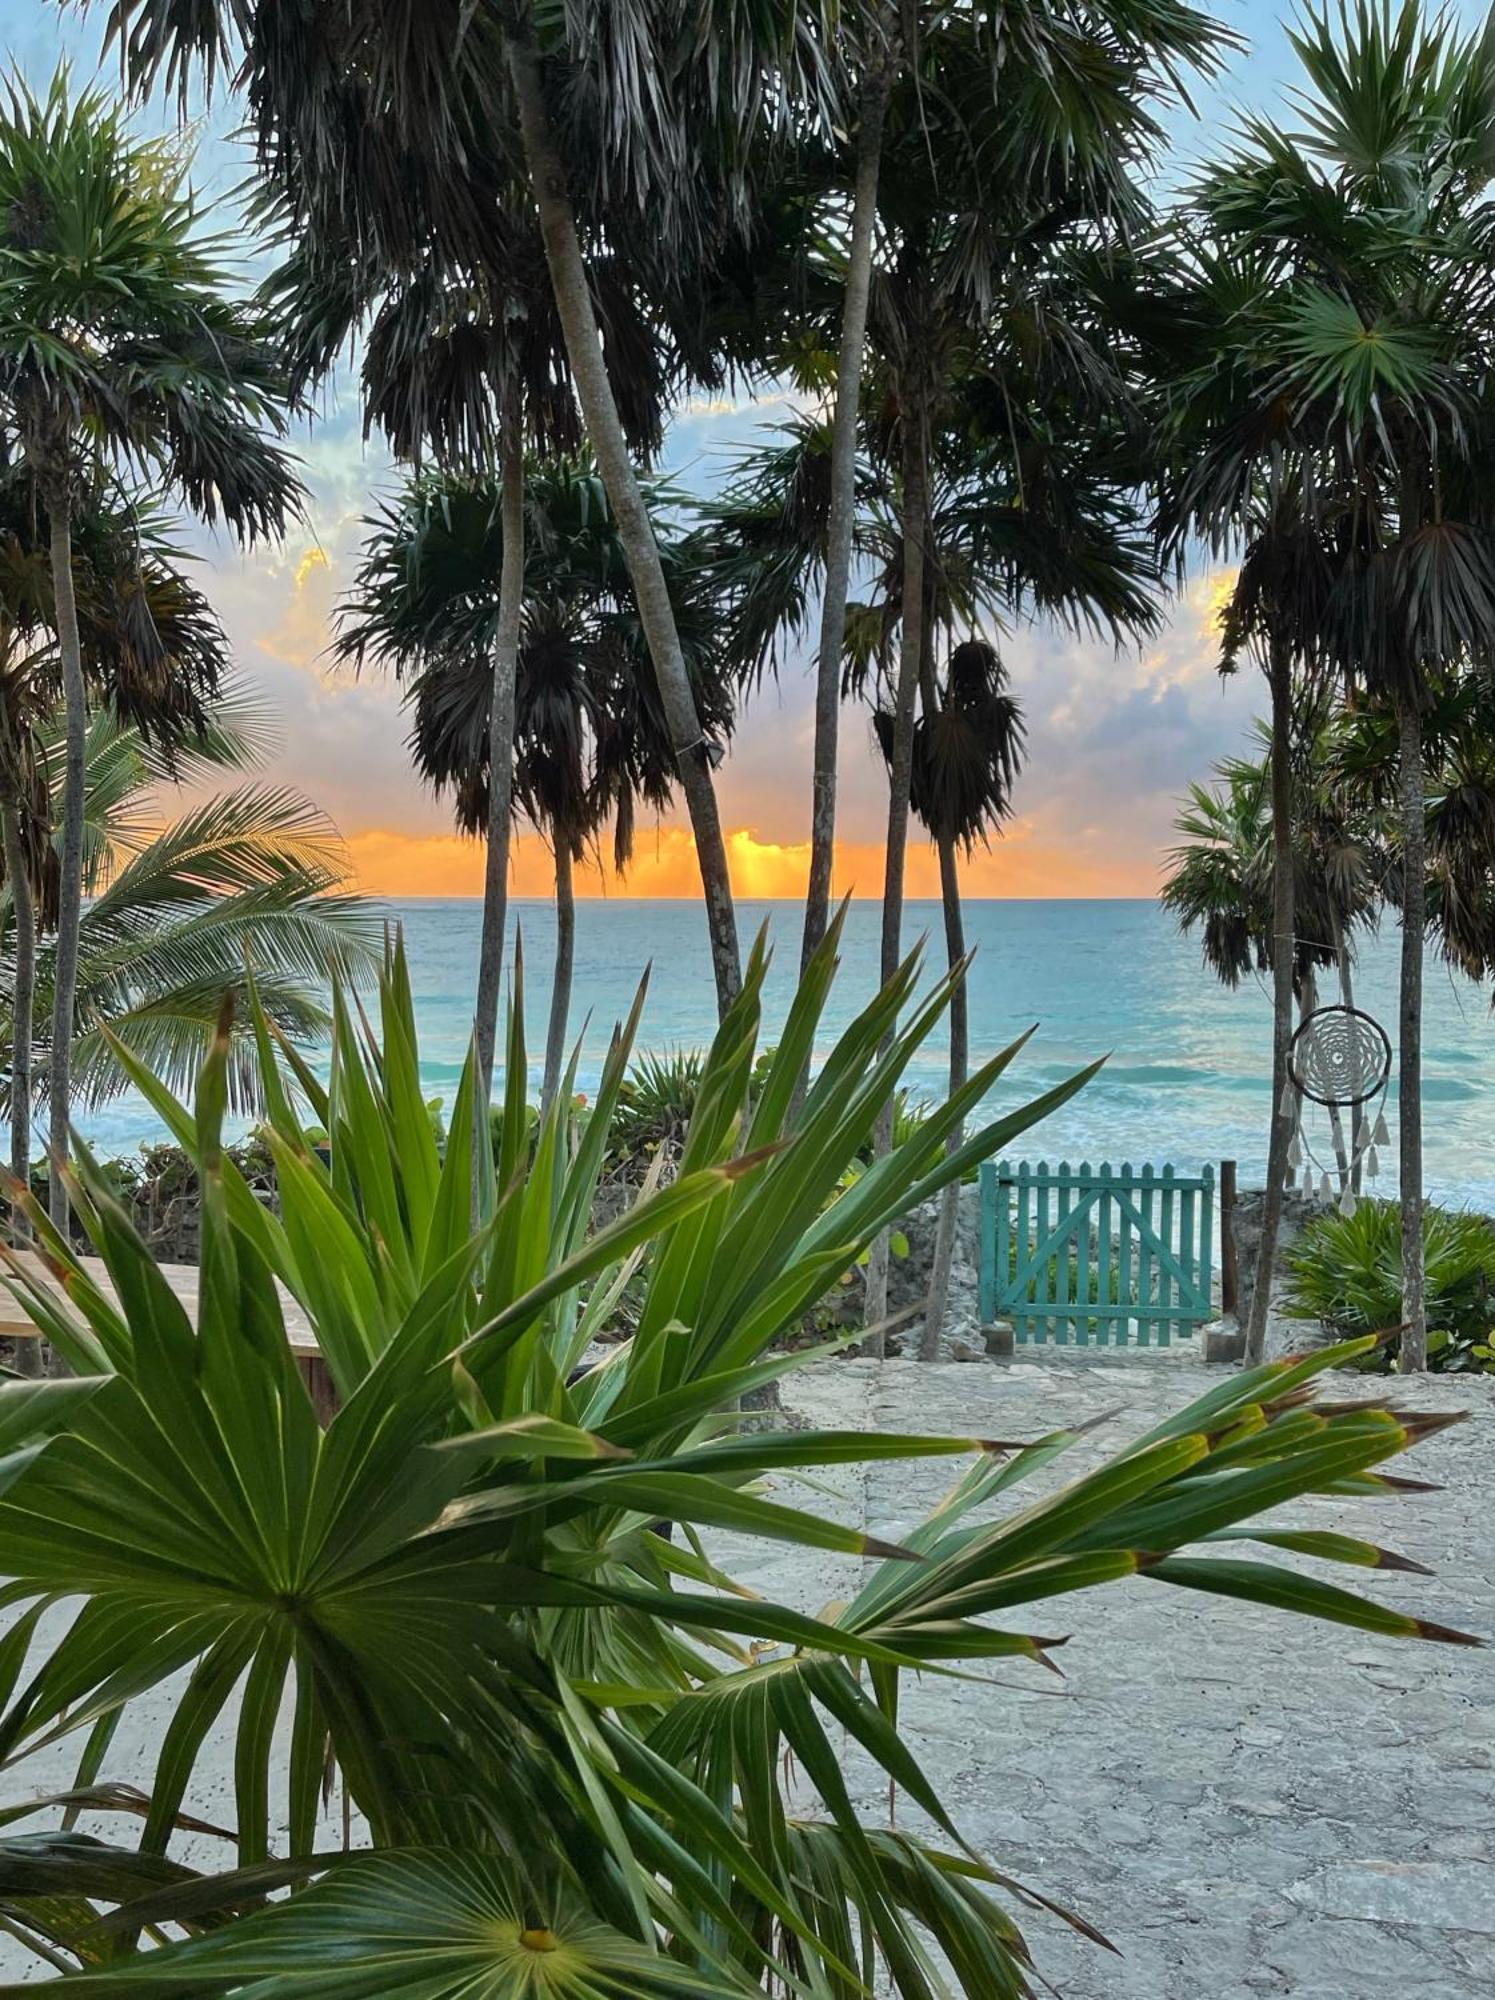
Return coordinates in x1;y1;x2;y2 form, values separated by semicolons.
4;2;1466;899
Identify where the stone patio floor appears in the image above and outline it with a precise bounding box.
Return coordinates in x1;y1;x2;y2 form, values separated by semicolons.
727;1354;1495;2000
0;1348;1490;1994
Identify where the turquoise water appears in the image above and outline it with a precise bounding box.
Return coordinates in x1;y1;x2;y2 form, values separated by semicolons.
80;898;1495;1209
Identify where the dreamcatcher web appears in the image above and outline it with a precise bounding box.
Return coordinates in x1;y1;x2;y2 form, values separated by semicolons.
1282;1005;1392;1216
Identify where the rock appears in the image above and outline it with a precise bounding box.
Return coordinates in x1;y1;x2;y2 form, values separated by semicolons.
1203;1315;1245;1364
948;1338;985;1362
1285;1860;1495;1934
983;1319;1016;1357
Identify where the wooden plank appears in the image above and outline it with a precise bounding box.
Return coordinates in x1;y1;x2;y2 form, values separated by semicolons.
1051;1162;1069;1346
976;1163;1220;1347
979;1162;999;1325
1136;1166;1155;1347
1178;1179;1197;1341
1115;1162;1133;1350
0;1253;321;1353
1199;1163;1216;1334
1073;1161;1091;1347
1095;1162;1113;1348
1219;1158;1238;1319
1157;1165;1176;1346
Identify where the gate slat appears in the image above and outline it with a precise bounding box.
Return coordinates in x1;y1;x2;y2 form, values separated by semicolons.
1015;1163;1032;1344
1053;1162;1071;1345
1138;1166;1156;1347
1034;1163;1051;1344
1074;1161;1091;1347
1178;1177;1196;1346
1116;1162;1134;1350
1096;1162;1113;1349
1158;1166;1176;1346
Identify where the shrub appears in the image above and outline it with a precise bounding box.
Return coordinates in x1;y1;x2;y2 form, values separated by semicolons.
1285;1199;1495;1371
0;918;1474;1993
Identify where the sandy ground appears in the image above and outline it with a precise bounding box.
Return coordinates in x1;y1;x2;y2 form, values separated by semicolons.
0;1349;1490;1995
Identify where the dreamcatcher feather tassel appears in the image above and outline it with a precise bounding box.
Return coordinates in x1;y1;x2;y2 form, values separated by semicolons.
1372;1111;1390;1147
1279;1082;1298;1118
1366;1146;1379;1180
1318;1172;1332;1202
1287;1133;1303;1170
1339;1186;1358;1217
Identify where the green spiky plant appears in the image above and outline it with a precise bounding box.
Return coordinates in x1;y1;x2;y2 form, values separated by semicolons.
0;912;1476;1995
1286;1200;1495;1373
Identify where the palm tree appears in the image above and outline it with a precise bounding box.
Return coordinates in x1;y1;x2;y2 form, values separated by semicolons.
267;217;677;1115
789;0;1223;976
707;272;1169;1347
108;0;849;1017
1;701;378;1124
1334;675;1495;996
0;464;248;1243
1170;0;1495;1367
338;458;732;1103
1163;718;1379;1192
894;638;1025;1355
0;75;299;1229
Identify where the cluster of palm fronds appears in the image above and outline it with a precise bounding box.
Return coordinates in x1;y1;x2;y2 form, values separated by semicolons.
1;705;378;1118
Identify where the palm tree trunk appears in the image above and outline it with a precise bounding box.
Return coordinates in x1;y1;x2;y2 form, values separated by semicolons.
800;60;891;976
503;5;741;1016
543;838;575;1113
1;799;35;1251
1396;694;1427;1372
863;369;929;1350
46;497;86;1239
921;829;966;1361
472;396;524;1210
1243;637;1296;1366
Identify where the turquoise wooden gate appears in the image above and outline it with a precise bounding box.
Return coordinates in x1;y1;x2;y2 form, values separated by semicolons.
979;1161;1215;1346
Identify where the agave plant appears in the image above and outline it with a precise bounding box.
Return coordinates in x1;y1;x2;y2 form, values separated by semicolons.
0;915;1474;1994
1286;1199;1495;1372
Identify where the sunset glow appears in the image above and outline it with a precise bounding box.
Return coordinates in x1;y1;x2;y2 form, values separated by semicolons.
340;825;1150;899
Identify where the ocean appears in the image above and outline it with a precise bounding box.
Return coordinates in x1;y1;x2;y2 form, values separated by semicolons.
79;898;1495;1209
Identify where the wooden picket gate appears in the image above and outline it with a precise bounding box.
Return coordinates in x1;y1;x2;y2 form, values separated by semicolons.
978;1160;1215;1347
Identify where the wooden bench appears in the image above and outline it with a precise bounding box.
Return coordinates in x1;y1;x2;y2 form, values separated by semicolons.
0;1254;339;1421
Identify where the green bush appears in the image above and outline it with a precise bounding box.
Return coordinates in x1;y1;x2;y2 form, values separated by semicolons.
609;1045;711;1162
1285;1199;1495;1371
0;920;1474;1994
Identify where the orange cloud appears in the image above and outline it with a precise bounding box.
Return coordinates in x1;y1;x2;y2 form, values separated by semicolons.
342;825;1147;899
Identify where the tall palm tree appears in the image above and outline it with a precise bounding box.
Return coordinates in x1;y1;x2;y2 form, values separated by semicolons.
338;458;732;1102
266;216;676;1114
0;463;246;1242
893;638;1025;1355
707;273;1168;1346
0;75;299;1229
1163;717;1379;1191
790;0;1223;976
1169;0;1495;1367
106;0;849;1018
2;701;378;1124
1334;675;1495;996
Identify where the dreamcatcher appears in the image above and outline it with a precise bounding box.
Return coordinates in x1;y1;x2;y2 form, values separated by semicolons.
1281;1004;1392;1216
